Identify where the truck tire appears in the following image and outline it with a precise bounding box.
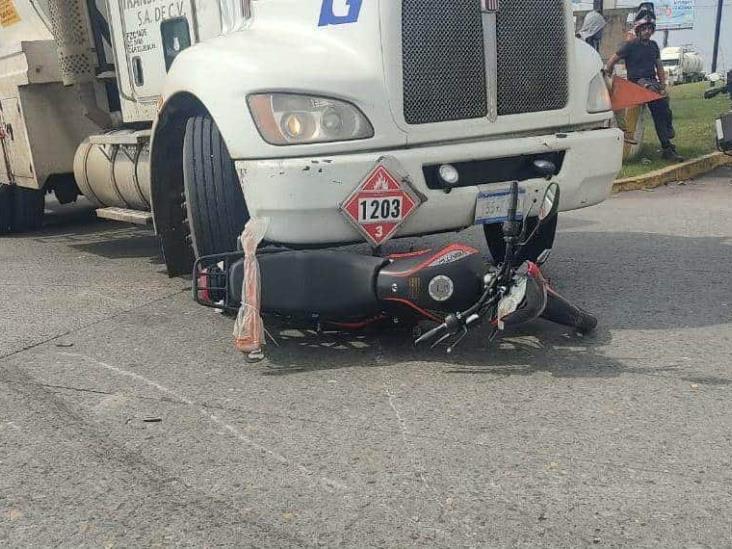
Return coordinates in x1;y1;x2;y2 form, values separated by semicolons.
0;184;12;234
183;115;249;258
484;215;558;265
10;186;45;233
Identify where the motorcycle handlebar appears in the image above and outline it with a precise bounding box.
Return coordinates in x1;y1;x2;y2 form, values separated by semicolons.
415;289;499;347
507;181;519;222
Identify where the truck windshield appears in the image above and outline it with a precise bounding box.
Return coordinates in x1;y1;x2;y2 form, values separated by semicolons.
662;59;679;67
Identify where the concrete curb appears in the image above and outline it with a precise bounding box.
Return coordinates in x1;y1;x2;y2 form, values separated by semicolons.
613;152;732;193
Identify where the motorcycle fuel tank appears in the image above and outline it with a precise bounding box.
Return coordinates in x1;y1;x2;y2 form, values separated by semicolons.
376;244;485;321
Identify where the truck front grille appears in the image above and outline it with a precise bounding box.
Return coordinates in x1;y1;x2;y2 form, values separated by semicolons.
496;0;568;116
401;0;487;125
401;0;569;124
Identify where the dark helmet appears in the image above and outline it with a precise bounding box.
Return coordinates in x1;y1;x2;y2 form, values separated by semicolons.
634;5;657;32
637;2;656;17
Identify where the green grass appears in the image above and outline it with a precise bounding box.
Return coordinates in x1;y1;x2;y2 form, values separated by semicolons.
619;82;730;179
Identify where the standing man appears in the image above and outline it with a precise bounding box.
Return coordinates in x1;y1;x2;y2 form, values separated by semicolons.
604;9;685;162
578;1;607;52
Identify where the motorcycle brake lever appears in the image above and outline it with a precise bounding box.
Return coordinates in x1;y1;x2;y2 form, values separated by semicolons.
447;326;469;354
431;331;453;349
415;322;448;346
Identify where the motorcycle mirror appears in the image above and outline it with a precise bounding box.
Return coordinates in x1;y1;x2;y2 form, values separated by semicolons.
538;183;560;222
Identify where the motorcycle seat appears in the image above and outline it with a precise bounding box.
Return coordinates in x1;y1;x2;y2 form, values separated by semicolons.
230;250;389;318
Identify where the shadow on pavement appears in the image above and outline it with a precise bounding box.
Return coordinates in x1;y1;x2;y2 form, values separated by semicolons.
261;321;625;380
3;197;164;264
70;231;163;262
32;219;163;264
261;318;725;388
554;216;597;231
548;231;732;331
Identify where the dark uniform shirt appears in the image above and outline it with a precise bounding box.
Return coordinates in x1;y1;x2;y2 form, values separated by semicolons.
617;39;661;82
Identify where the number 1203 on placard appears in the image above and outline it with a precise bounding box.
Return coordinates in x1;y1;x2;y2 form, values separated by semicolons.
358;198;404;223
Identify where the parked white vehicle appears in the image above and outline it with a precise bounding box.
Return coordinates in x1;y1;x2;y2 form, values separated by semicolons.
662;47;704;85
0;0;622;275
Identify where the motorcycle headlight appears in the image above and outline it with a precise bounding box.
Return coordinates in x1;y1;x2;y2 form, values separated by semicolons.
587;73;612;114
248;93;374;145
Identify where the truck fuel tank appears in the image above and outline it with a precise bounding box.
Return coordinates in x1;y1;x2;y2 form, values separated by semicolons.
73;130;151;211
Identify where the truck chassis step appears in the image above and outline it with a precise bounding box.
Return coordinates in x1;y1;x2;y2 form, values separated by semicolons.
96;207;153;226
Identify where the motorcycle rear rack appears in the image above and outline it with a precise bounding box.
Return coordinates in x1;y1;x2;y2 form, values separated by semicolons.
192;251;245;312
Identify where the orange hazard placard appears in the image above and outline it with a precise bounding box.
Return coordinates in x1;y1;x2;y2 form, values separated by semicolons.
340;161;421;247
0;0;21;27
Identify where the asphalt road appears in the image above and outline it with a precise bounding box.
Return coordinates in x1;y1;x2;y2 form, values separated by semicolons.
1;168;731;548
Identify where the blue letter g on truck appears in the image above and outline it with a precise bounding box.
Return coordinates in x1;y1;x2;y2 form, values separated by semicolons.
319;0;363;26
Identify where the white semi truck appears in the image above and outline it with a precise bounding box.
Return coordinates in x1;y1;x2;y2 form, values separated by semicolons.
661;47;704;85
0;0;622;275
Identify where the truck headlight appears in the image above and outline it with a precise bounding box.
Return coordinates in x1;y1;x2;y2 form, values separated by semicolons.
587;73;612;114
248;93;374;145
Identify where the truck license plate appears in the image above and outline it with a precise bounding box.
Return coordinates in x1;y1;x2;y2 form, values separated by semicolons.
474;189;526;225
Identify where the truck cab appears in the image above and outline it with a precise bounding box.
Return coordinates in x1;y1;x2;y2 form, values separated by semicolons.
0;0;622;275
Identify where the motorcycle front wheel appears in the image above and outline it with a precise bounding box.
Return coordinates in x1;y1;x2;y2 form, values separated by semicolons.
483;215;558;265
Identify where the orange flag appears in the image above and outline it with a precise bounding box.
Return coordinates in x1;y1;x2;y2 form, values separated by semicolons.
611;77;664;111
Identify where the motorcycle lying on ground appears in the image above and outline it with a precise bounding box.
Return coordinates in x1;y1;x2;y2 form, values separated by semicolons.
193;160;597;356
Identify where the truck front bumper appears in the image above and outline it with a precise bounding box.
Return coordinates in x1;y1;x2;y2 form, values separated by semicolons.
236;127;623;245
